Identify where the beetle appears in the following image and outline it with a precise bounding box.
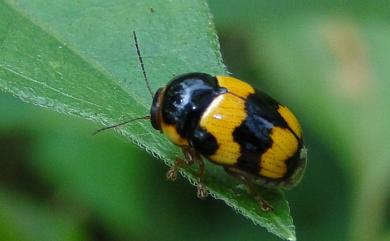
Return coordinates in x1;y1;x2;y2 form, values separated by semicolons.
96;31;307;211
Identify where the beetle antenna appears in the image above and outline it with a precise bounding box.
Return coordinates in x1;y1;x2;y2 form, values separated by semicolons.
133;31;154;97
93;115;150;135
94;32;154;135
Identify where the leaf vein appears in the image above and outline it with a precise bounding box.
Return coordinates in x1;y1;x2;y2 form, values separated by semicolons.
0;64;103;109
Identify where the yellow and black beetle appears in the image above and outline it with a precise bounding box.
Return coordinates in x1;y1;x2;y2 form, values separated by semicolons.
97;32;307;211
150;73;307;211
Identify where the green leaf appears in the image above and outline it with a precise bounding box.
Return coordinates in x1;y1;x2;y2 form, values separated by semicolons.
0;0;295;239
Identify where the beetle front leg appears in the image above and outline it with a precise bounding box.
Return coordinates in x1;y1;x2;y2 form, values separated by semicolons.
166;157;186;181
166;146;208;199
195;156;208;199
186;148;208;199
166;146;196;181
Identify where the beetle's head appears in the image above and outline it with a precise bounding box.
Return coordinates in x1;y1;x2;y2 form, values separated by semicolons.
150;87;164;131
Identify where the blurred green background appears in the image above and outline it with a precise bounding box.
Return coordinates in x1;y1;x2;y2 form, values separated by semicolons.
1;1;389;241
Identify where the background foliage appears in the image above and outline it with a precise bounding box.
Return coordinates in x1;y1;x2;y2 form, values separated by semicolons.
1;1;389;241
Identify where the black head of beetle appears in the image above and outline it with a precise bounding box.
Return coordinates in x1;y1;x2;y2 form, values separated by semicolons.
150;87;163;131
149;73;226;139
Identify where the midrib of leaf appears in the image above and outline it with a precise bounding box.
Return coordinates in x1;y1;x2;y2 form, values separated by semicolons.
0;1;296;240
0;65;103;109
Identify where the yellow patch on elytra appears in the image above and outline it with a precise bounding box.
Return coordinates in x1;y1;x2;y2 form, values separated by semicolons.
259;168;283;179
260;127;298;179
200;93;246;165
161;123;188;146
278;105;302;138
216;76;255;98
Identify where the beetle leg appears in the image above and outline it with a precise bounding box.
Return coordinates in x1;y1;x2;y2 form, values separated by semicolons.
166;146;196;181
166;157;185;181
184;147;208;199
166;146;208;199
194;154;208;199
182;146;196;165
224;167;273;212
